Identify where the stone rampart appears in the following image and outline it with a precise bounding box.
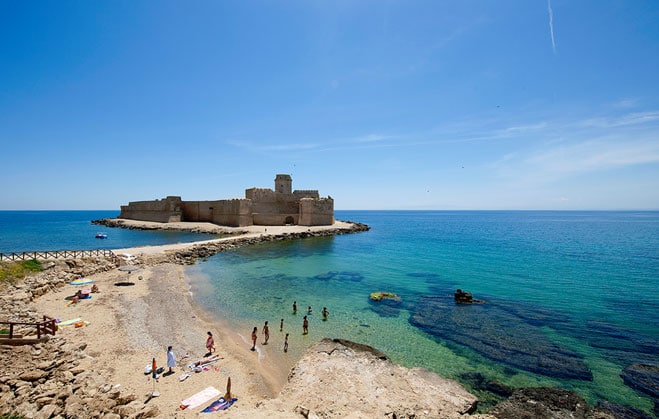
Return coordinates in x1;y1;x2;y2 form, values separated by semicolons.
119;196;182;223
299;197;334;226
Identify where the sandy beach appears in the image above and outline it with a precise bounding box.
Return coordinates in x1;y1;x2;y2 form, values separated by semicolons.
29;221;365;417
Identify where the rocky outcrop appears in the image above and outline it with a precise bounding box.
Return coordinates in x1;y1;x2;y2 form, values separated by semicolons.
250;338;489;418
0;339;157;418
409;295;593;380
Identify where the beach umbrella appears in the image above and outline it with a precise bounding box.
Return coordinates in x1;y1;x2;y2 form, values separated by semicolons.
224;377;232;400
150;357;160;398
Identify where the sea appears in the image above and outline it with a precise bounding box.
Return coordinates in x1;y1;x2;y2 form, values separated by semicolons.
1;210;658;415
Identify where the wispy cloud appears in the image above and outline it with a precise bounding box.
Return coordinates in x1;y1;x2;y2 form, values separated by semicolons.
547;0;557;54
578;111;659;129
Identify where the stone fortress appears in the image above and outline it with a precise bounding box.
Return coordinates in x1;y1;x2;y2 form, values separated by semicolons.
118;174;334;227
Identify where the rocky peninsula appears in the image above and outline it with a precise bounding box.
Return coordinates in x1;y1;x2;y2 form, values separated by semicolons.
1;220;654;418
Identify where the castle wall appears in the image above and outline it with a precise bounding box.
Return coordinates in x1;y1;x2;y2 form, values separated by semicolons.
299;197;334;226
182;199;252;227
119;196;182;223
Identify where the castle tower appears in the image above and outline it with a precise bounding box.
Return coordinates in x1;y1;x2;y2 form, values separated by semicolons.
274;174;292;194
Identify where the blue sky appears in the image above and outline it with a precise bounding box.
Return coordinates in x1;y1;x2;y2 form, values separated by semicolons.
1;1;658;210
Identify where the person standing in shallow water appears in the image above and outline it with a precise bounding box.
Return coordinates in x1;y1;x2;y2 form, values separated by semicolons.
251;327;257;351
322;307;329;321
280;318;284;332
302;315;309;335
262;321;270;345
293;301;297;314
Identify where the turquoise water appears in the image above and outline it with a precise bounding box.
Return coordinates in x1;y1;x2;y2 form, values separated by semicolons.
189;211;659;414
0;210;216;253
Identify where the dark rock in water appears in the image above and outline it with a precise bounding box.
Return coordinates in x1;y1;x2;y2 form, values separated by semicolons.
409;296;593;380
595;400;653;419
586;321;659;365
485;381;514;398
368;296;402;318
488;387;591;418
459;372;513;398
311;271;363;282
621;364;659;402
454;289;474;304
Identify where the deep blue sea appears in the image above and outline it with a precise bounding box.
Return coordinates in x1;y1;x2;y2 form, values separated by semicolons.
0;210;215;253
1;210;657;414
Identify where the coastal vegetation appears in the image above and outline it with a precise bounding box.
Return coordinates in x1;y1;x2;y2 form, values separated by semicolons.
0;259;42;285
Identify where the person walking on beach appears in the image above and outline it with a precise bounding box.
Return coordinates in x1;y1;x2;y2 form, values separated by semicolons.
166;346;176;374
280;318;284;332
322;307;329;321
251;327;257;351
206;331;215;354
293;301;297;314
262;321;270;345
302;315;309;335
283;333;289;352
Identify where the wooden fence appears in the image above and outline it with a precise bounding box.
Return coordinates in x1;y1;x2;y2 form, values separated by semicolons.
0;315;58;343
0;249;119;263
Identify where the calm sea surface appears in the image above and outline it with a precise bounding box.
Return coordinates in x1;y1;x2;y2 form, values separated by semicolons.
0;210;215;253
2;210;657;413
187;211;659;414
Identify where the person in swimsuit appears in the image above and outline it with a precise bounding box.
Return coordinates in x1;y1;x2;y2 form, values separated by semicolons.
206;331;215;354
251;327;257;351
302;316;309;335
262;321;270;345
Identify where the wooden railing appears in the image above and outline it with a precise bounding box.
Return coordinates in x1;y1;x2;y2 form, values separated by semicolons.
0;315;58;340
0;249;119;263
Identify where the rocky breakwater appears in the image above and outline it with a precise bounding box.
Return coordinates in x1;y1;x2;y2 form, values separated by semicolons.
167;222;371;265
0;259;159;418
246;338;494;419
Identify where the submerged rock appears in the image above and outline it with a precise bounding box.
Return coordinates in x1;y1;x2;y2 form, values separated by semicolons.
488;387;590;418
409;296;593;380
621;363;659;415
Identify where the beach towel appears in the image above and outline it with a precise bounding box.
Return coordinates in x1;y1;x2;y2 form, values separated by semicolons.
180;386;220;410
57;318;82;326
201;397;237;413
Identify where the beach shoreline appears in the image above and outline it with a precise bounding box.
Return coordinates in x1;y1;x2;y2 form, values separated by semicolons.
2;219;637;417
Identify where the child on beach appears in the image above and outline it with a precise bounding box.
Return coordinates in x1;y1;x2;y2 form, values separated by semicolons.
262;321;270;345
283;333;289;352
251;327;257;351
302;316;309;335
206;331;215;354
